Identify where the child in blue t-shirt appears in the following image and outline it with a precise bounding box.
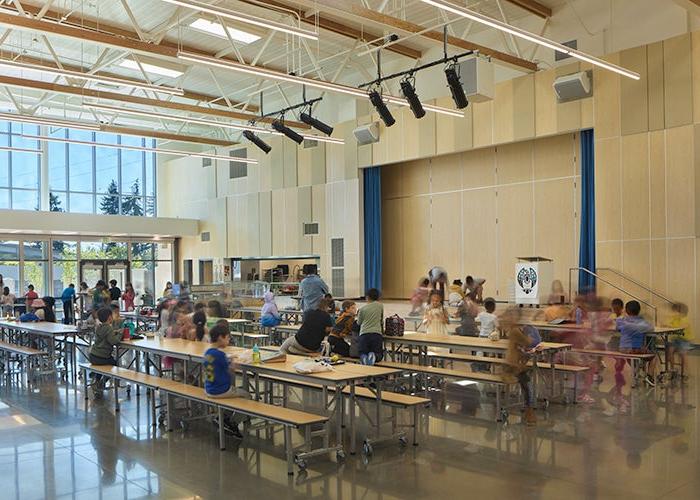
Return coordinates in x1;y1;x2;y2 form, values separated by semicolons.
615;300;656;387
203;323;251;438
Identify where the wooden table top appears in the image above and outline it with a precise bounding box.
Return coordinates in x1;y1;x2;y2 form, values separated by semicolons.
522;320;684;336
385;332;571;352
0;320;80;335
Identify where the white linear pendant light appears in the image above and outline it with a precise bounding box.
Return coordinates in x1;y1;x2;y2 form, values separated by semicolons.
157;0;318;40
420;0;640;80
0;59;185;95
84;102;345;145
0;111;100;130
177;52;465;117
23;134;259;164
0;145;43;154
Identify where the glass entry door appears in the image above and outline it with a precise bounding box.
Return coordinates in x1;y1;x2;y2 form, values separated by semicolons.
80;260;130;287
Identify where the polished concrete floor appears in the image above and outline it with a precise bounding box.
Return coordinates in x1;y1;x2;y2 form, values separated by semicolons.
0;355;698;500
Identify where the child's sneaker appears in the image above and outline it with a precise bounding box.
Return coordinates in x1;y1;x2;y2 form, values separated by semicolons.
366;352;376;366
576;394;596;404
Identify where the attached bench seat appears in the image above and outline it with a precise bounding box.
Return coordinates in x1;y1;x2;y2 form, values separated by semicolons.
428;352;590;373
79;363;328;474
571;348;655;359
0;340;47;386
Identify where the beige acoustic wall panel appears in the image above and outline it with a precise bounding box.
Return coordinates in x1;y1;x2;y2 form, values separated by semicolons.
402;159;430;197
282;187;300;255
371;116;389;167
620;46;649;136
513;74;536;141
593;55;622;140
555;63;582;133
401;195;431;297
649;130;667;238
381;198;404;298
620;133;651;240
595;138;622;242
381;164;403;200
297;185;313;255
666;125;695;237
535;69;557;137
496;183;534;299
667;238;696;318
622;240;652;296
402;107;420;161
258;191;272;256
435;96;473;155
472;100;494;148
496;141;533;185
534;179;578;286
297;146;312;187
647;42;666;131
534;133;577;180
326;122;346;183
663;33;693;128
693;32;700;125
226;195;243;256
430;192;463;281
282;140;298;189
269;137;285;190
311;144;327;186
462;147;496;189
418;105;437;158
271;190;285;255
595;241;622;299
311;185;326;257
254;147;272;194
244;193;261;257
649;239;668;299
463;187;498;295
430;154;463;194
494;79;515;144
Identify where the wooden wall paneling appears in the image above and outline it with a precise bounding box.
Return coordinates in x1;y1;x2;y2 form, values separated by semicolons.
402;107;420;161
381;164;403;199
620;46;649;135
371;114;389;166
258;191;272;255
472;100;494;148
666;125;695;237
401;195;431;296
693;32;700;124
418;105;437;158
513;74;536;141
495;140;533;184
555;62;582;133
595;241;622;299
326;122;345;182
667;238;696;317
311;184;326;258
696;124;700;237
269;137;285;190
226;195;241;256
663;33;693;128
435;96;472;155
430;192;463;280
593;54;622;139
355;115;372;169
579;62;595;129
534;133;577;180
402;158;430;197
494;79;515;144
535;68;557;137
594;138;622;241
462;146;496;189
534;179;577;286
647;42;666;131
282;140;298;188
297;185;313;254
381;198;404;297
430;154;463;193
620;133;651;240
649;130;667;238
271;189;285;255
462;187;498;296
621;241;652;303
497;183;535;299
388;110;406;164
650;239;668;299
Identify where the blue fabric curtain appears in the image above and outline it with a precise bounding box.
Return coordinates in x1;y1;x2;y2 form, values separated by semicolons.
579;129;596;294
363;167;382;293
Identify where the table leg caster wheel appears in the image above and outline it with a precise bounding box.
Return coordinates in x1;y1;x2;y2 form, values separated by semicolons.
399;436;408;446
158;414;166;427
294;456;307;472
336;450;346;462
179;420;188;431
363;441;373;456
499;409;509;424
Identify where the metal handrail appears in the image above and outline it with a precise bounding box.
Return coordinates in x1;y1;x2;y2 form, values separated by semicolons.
597;267;676;306
569;267;657;325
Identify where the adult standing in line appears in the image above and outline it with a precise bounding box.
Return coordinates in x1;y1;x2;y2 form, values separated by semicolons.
61;283;76;324
428;266;448;299
299;264;329;317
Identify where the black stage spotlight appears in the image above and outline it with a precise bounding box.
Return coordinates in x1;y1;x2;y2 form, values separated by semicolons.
300;112;334;136
243;130;271;154
368;88;395;127
400;75;425;119
445;63;469;109
272;118;304;144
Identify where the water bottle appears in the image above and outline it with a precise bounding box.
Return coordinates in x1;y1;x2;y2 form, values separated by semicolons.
252;344;261;364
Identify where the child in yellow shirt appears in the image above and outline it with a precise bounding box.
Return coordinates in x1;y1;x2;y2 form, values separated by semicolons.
668;302;693;380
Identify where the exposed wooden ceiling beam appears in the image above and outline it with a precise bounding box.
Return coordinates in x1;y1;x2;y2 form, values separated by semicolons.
239;0;422;59
504;0;552;19
0;74;310;129
310;0;537;72
100;125;236;147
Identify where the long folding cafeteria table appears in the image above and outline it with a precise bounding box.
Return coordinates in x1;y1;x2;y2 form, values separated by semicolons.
117;338;403;455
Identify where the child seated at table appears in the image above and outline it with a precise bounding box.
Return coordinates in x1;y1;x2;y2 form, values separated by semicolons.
89;307;122;397
260;291;281;327
455;292;479;337
191;310;209;342
477;298;499;339
357;288;385;365
279;299;333;356
19;301;42;322
203;323;251;438
501;308;542;426
610;298;624;320
328;300;357;357
615;300;656;387
447;279;464;307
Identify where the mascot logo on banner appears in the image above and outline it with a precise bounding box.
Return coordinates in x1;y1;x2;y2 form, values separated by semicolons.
517;267;538;295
